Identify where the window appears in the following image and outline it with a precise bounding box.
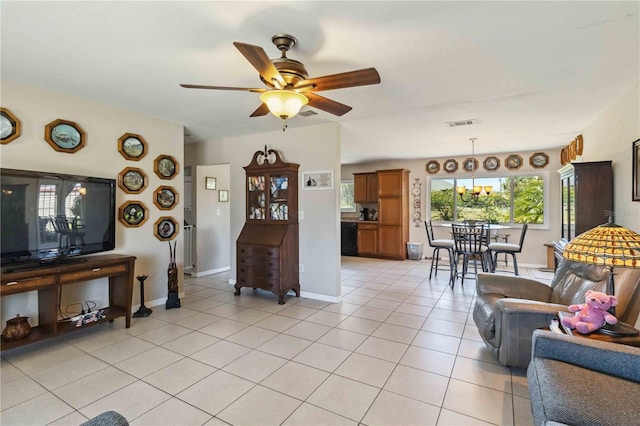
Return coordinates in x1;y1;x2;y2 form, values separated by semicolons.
429;175;546;224
340;181;356;212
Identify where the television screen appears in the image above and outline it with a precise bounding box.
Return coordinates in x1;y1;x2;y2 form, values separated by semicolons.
1;168;116;271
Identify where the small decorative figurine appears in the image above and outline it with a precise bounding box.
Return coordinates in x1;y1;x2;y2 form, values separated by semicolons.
133;274;153;317
165;241;181;309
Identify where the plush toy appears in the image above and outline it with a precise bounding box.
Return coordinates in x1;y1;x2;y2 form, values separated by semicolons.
561;290;618;334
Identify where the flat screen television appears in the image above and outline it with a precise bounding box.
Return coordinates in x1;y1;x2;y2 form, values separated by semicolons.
1;168;116;272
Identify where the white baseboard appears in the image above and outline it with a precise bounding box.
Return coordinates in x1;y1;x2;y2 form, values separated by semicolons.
131;292;186;312
229;279;236;285
299;291;341;303
191;266;230;277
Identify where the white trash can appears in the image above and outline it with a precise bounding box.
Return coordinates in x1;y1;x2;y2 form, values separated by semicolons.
407;242;424;260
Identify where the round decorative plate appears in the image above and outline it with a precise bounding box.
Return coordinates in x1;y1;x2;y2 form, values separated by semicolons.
0;108;21;144
463;158;478;173
529;152;549;169
443;159;458;173
483;156;500;171
505;154;523;170
426;160;440;174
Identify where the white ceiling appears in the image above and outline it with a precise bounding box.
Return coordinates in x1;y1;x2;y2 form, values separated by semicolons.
2;1;638;164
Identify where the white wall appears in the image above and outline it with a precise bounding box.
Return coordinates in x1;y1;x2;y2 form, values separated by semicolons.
192;163;231;276
191;122;342;301
581;80;640;231
1;80;184;324
342;148;563;267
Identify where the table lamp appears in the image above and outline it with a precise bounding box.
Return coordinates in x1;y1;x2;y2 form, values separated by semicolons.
562;216;640;336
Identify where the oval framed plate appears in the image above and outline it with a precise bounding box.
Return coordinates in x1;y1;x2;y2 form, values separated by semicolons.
483;156;500;172
426;160;440;174
505;154;523;170
443;159;458;173
529;152;549;169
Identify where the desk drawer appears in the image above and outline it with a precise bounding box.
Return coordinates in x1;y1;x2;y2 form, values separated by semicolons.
238;245;280;260
59;264;128;284
1;275;57;295
236;273;277;290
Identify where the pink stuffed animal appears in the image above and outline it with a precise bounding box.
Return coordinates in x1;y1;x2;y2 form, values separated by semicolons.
561;290;618;334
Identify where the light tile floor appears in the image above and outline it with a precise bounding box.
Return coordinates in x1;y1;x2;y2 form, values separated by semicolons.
1;256;553;425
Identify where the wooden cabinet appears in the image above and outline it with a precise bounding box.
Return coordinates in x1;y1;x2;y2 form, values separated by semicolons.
377;170;410;259
1;254;136;351
558;161;612;241
357;223;378;255
235;148;300;304
354;172;378;203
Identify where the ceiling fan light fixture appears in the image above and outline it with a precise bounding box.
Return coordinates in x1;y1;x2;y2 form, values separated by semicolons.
259;90;308;120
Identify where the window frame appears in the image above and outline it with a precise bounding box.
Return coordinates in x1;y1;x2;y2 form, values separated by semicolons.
340;180;357;213
427;171;549;229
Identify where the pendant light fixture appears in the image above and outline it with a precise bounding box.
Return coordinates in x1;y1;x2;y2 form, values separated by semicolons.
456;138;493;202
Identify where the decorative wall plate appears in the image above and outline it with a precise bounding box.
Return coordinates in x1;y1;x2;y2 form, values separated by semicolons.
44;119;86;153
118;133;147;161
425;160;440;174
443;159;458;173
118;201;148;227
0;108;21;144
154;216;178;241
505;154;523;170
154;185;178;210
483;156;500;172
529;152;549;169
462;158;478;172
118;167;147;194
154;155;179;179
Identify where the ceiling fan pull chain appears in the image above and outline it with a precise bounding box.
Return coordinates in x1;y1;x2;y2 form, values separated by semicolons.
281;117;288;132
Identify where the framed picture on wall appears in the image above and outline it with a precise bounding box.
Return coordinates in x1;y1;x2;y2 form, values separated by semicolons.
302;170;334;190
218;189;229;202
205;177;217;190
633;139;640;201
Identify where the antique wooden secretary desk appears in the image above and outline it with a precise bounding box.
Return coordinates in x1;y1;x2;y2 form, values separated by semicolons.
235;147;300;304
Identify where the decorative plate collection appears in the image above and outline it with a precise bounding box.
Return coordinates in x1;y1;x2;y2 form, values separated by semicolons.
1;107;180;241
426;151;549;174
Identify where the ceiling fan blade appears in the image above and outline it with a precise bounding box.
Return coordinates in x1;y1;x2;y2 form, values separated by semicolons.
305;93;352;116
296;68;381;92
250;103;270;117
180;84;265;93
233;42;286;88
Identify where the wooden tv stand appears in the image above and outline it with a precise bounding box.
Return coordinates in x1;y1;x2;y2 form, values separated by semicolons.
1;254;136;351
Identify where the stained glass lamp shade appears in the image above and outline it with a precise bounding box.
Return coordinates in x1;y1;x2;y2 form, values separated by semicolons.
563;218;640;335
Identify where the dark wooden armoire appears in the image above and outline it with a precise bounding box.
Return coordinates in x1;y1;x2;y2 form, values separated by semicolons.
235;148;300;304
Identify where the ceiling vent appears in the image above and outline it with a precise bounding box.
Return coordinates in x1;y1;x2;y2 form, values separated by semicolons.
446;119;476;128
298;110;318;117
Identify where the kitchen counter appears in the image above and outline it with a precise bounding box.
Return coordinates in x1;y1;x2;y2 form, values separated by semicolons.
341;219;378;224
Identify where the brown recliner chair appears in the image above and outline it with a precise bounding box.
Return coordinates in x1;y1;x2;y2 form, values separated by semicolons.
472;259;640;368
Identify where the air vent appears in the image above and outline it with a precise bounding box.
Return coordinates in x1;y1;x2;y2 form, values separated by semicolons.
446;119;476;127
298;110;318;117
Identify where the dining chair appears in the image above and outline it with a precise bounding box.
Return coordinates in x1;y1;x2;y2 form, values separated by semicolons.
424;220;455;286
452;223;491;286
488;223;528;275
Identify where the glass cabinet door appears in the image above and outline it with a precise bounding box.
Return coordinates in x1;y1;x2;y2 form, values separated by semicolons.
248;175;266;220
269;175;289;220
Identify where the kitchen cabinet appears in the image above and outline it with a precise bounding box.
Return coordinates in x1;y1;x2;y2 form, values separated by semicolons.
377;169;410;259
354;172;378;203
357;223;378;255
235;148;300;304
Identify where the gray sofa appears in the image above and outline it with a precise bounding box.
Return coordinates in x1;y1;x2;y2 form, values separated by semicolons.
527;330;640;426
473;259;640;368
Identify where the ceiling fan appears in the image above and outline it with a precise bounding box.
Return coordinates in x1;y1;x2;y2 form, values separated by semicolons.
181;34;381;130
